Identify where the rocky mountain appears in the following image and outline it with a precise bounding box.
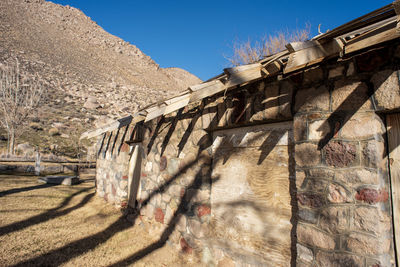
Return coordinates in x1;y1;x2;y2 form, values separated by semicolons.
0;0;201;158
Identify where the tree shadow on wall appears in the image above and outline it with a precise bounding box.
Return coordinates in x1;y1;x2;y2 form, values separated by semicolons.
314;49;394;152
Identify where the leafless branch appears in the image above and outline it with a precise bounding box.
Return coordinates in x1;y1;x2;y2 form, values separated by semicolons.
227;24;311;66
0;59;47;154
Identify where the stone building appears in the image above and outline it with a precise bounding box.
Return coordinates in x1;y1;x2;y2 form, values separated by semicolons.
82;2;400;266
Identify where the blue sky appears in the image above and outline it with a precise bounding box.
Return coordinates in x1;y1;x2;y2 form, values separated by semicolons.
50;0;392;80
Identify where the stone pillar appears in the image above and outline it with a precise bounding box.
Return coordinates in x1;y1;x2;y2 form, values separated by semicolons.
294;72;395;266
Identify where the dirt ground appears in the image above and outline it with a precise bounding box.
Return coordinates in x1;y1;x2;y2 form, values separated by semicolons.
0;174;201;267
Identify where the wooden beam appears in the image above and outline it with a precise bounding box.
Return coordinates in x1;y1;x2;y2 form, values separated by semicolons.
286;41;317;53
80;115;133;140
262;61;282;76
224;63;263;88
338;16;396;40
386;113;400;265
315;3;394;40
164;94;190;115
284;39;343;74
344;20;399;54
145;104;166;122
189;80;225;102
224;63;262;74
189;79;224;92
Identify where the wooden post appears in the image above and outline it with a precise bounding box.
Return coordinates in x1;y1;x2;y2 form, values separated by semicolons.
387;113;400;264
127;144;143;208
34;152;41;176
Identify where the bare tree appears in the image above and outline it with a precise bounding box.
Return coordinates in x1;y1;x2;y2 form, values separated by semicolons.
227;25;311;66
0;59;46;155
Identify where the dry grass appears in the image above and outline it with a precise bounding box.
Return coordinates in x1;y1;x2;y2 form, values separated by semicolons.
227;25;311;66
0;175;200;266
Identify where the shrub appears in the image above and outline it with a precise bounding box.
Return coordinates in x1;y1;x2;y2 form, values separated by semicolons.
227;24;311;66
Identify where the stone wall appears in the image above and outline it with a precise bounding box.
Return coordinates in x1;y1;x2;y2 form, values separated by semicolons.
293;48;397;266
96;127;131;207
96;42;400;266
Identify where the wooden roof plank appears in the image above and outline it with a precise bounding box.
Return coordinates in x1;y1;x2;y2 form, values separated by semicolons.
224;65;263;88
189;80;225;102
224;63;262;74
316;3;394;40
344;20;399;54
145;105;166;122
284;39;343;74
262;61;282;76
189;79;224;92
80;115;133;140
164;94;191;115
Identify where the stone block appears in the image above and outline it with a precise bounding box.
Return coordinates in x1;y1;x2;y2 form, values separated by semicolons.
201;112;213;130
295;143;321;167
294;85;330;113
217;257;235;267
332;80;372;111
119;179;128;190
297;244;314;263
327;183;352;203
250;94;266;122
299;208;318;224
341;113;384;139
167;158;180;175
315;251;363;267
355;188;389;204
188;218;208;238
371;69;400;111
308;119;330;141
217;102;227;127
192;189;210;203
304;178;327;192
353;206;391;235
121;143;129;152
197;204;211;217
263;83;280;120
296;171;306;189
180;237;193;254
297;193;325;208
323;141;357;168
297;224;335;250
162;193;171;203
176;215;187;232
117;187;127;198
164;144;178;157
362;140;386;169
307;168;335;179
346;232;391;255
329;66;345;79
303;67;324;84
164;205;173;224
159;156;167;171
142;204;154;219
355;49;388;72
168;184;182;197
294;115;307;142
190;129;209;147
319;206;349;233
154;207;165;223
347;62;355;76
279;81;293;118
335;168;380;187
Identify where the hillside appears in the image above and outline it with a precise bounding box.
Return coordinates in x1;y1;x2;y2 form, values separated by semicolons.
0;0;201;158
